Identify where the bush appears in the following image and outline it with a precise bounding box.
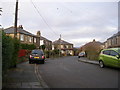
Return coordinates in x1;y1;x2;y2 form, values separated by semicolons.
2;32;14;73
45;51;50;58
2;32;20;74
20;43;36;50
11;38;20;67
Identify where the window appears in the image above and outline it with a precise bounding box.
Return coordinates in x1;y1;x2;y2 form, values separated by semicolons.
61;45;64;48
27;36;30;42
103;50;110;55
29;37;32;42
32;50;44;55
34;38;36;43
110;50;118;56
20;34;24;41
66;45;69;48
115;38;117;44
40;40;44;45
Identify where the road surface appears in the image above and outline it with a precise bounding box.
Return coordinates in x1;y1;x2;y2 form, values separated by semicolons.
37;56;119;88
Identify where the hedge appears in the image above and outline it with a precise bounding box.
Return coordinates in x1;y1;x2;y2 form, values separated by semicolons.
2;32;20;75
20;43;36;50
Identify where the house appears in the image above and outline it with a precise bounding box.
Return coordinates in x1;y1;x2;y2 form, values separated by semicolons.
79;39;104;55
79;39;104;60
40;36;52;51
105;31;120;48
3;25;40;48
52;38;74;56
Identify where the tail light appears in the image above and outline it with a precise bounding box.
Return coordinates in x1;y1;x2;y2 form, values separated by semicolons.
42;56;44;59
30;55;33;58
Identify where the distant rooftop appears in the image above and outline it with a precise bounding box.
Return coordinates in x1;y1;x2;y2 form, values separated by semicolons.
53;38;73;45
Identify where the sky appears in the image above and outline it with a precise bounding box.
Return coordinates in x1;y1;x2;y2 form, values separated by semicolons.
1;0;119;47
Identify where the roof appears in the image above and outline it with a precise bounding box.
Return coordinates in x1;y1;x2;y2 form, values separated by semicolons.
107;31;120;40
3;26;37;37
84;40;104;48
40;36;52;42
53;39;73;45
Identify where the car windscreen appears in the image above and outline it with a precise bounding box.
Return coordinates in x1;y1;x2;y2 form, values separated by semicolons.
32;50;44;55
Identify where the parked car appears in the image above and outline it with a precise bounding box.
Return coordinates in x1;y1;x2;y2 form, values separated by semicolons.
29;49;45;64
78;52;85;58
99;48;120;68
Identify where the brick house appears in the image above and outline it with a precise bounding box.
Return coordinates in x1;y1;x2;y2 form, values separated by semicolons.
3;25;40;48
105;31;120;48
52;38;74;56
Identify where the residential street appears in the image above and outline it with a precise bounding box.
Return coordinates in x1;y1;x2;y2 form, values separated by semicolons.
3;56;119;88
38;56;119;88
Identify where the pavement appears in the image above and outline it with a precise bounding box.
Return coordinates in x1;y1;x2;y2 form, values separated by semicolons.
78;57;99;65
2;61;48;89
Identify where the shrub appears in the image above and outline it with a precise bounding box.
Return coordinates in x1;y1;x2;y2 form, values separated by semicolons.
2;32;20;74
2;32;14;73
40;45;46;51
20;43;36;50
11;38;20;67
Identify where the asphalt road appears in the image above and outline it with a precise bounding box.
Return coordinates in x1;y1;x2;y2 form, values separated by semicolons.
37;56;120;88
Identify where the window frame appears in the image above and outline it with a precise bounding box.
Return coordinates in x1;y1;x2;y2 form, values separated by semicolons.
20;34;24;41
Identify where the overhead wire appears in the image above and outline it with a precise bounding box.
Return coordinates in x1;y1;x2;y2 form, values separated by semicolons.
30;0;59;36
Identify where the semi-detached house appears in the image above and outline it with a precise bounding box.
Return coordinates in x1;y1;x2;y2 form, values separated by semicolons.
52;38;74;56
3;25;40;48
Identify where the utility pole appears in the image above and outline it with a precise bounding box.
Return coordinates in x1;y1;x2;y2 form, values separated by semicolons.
14;0;18;38
59;34;61;57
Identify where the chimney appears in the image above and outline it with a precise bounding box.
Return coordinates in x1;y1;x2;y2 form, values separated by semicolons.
93;39;96;42
18;25;23;29
37;31;41;37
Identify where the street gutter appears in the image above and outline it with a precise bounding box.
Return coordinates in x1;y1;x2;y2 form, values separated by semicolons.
78;57;99;65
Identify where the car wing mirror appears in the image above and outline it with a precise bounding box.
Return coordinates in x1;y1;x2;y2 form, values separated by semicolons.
115;55;120;59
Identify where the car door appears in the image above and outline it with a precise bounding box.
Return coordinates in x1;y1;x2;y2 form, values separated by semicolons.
109;50;119;68
102;50;111;66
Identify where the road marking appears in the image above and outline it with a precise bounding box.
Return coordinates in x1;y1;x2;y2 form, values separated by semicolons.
34;64;49;88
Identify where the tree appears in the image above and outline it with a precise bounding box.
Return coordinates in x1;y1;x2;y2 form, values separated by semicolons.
40;45;46;51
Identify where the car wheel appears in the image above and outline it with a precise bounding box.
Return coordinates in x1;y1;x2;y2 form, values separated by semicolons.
29;61;32;64
99;60;104;68
42;60;44;64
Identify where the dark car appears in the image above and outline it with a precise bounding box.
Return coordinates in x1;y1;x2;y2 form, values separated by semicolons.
29;49;45;64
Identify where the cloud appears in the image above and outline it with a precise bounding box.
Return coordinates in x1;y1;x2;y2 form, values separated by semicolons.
2;1;118;47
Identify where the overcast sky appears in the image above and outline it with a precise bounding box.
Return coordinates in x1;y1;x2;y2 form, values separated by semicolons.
1;0;119;47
